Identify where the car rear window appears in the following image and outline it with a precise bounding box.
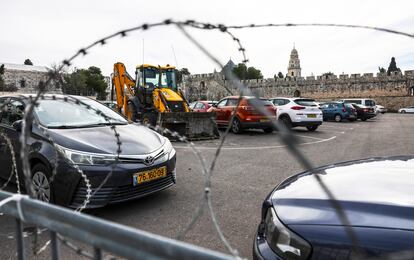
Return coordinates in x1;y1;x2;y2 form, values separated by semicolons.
345;103;354;108
294;99;317;107
365;100;376;106
344;100;362;104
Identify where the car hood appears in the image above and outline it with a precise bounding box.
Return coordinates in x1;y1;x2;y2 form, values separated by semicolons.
271;156;414;230
45;124;165;155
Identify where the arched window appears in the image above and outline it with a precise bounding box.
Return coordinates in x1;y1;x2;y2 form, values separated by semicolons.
293;90;301;97
409;86;414;96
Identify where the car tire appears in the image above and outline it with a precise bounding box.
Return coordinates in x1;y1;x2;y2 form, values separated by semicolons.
361;117;367;121
401;110;406;114
334;114;342;122
31;163;54;203
231;118;243;134
306;125;318;132
279;116;292;129
263;127;273;133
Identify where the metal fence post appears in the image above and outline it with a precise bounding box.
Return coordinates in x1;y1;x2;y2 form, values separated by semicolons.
15;218;25;260
50;231;60;260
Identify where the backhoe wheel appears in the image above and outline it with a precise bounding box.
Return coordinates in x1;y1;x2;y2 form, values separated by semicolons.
231;118;243;134
141;113;157;127
127;102;138;122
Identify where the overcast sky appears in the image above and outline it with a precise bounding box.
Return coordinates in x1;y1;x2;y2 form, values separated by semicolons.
1;0;413;78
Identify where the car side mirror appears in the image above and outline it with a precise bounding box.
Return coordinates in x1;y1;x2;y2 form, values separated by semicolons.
12;120;23;132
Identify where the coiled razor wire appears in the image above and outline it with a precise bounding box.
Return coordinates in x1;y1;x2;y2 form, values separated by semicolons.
0;19;413;259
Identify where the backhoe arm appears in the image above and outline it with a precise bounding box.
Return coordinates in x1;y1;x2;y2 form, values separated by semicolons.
112;62;136;114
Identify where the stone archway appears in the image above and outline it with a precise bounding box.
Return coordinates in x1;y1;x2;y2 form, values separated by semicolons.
293;89;301;97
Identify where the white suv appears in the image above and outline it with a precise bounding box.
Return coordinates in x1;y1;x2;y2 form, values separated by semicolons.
269;97;323;131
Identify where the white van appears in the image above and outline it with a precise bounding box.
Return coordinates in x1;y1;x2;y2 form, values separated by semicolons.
338;98;377;109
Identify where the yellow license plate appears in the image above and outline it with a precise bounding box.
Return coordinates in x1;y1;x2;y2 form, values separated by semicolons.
133;166;167;186
260;119;270;122
307;114;316;118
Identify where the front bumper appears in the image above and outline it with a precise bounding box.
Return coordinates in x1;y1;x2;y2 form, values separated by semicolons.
240;121;275;129
54;154;177;208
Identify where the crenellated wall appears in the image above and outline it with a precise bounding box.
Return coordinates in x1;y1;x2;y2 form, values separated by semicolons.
182;70;414;111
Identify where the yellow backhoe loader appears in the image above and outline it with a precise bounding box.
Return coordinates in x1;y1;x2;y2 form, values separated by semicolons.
111;62;219;140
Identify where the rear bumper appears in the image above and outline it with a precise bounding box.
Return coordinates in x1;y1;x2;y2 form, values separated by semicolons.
292;121;322;127
240;120;275;129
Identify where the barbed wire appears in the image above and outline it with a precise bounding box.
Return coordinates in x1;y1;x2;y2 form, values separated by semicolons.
1;18;413;259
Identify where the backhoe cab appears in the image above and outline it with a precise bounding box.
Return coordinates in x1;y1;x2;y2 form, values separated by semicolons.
111;62;219;140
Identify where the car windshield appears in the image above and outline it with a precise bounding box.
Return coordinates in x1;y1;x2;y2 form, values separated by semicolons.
365;100;376;106
294;99;317;106
34;98;128;128
160;69;177;90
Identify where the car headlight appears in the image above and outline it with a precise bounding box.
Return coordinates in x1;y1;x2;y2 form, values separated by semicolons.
57;145;116;165
163;138;175;160
264;207;311;259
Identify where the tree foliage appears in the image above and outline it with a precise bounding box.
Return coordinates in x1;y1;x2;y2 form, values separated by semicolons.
176;68;190;84
278;72;284;78
232;63;263;80
24;59;33;65
63;66;108;100
387;57;401;76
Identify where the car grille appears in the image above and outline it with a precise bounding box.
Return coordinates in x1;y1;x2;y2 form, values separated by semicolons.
69;173;175;208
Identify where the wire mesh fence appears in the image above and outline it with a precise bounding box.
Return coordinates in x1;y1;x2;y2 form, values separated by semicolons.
0;19;413;259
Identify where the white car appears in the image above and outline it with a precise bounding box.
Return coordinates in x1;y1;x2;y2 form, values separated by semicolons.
269;97;323;131
398;106;414;113
376;105;387;114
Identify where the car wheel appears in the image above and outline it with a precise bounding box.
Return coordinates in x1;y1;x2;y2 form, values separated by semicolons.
279;116;292;129
263;127;273;133
334;114;342;122
361;117;367;121
401;110;406;114
231;118;243;134
306;125;318;131
32;164;54;203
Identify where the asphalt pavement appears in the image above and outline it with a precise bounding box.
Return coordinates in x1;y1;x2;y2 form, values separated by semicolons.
0;113;413;259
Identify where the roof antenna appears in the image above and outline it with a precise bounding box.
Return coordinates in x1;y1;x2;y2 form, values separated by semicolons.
171;45;179;68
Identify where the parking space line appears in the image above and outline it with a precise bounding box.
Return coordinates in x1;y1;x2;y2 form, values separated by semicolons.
320;130;345;134
294;134;329;141
173;136;337;150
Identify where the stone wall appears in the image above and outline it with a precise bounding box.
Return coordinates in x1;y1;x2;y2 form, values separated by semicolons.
182;70;414;111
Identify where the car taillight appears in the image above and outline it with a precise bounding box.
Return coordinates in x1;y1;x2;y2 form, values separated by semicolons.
291;106;305;110
342;107;346;112
241;106;254;111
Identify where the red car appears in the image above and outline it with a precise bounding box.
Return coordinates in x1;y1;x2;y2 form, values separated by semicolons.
208;96;277;133
189;100;217;112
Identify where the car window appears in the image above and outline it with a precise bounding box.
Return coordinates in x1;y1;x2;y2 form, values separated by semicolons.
189;102;197;109
272;99;285;106
365;100;375;106
226;99;239;107
294;99;317;106
217;99;227;108
345;100;361;104
195;102;205;109
0;99;25;127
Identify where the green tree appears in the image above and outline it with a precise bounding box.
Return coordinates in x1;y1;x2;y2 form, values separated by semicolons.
387;57;401;76
232;63;263;80
0;64;4;90
176;68;190;84
24;59;33;65
63;66;108;99
278;72;284;78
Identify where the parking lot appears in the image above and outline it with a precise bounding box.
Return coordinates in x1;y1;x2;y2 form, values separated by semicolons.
0;113;413;259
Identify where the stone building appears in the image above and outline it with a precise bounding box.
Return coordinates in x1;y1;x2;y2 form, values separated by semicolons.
287;46;301;78
0;62;61;94
181;48;414;111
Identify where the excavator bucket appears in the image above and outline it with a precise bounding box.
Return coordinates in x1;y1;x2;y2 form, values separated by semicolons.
157;112;220;141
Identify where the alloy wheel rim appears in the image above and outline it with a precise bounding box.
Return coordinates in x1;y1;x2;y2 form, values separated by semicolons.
232;119;239;132
335;115;341;122
32;171;50;203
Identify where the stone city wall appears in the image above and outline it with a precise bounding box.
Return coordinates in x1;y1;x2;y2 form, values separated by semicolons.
182;70;414;111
